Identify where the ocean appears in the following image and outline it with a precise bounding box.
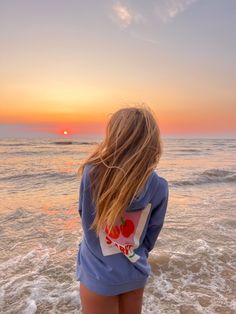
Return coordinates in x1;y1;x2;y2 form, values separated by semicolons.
0;137;235;314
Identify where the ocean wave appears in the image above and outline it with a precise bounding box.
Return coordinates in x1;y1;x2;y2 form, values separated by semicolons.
52;141;98;145
0;143;28;147
0;141;98;147
0;171;78;182
3;150;46;156
2;149;81;156
178;149;201;152
2;208;31;221
52;141;73;145
171;169;236;187
168;148;211;155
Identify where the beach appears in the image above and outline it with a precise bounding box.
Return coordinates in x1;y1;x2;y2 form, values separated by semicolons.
0;137;235;313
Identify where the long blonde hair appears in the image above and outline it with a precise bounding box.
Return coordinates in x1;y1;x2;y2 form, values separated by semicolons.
77;104;163;237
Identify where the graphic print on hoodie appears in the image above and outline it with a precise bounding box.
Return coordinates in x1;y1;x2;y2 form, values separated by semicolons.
99;203;152;263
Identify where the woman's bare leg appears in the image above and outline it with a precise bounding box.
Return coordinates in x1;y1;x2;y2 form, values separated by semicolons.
118;287;145;314
79;282;119;314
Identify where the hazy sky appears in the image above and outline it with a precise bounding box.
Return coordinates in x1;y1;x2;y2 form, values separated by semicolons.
0;0;235;138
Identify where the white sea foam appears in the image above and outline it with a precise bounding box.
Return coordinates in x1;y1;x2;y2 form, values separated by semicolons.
0;244;81;312
143;236;236;313
22;299;37;314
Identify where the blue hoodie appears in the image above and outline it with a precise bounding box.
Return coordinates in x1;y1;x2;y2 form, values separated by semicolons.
76;163;169;296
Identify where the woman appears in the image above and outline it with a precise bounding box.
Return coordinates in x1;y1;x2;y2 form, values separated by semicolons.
76;105;169;314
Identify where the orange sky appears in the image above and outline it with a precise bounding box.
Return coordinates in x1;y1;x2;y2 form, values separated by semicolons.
0;1;235;137
1;82;235;135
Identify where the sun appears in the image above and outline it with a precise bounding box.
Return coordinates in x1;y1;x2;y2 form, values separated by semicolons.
63;130;68;135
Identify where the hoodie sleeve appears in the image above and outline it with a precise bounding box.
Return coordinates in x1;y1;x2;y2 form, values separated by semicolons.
142;178;169;256
78;168;86;218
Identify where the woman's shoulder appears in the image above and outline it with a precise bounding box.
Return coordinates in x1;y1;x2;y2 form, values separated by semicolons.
83;163;93;172
151;171;169;200
82;163;94;178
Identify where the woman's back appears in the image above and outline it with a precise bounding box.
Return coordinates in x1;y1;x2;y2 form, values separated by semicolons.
76;162;169;296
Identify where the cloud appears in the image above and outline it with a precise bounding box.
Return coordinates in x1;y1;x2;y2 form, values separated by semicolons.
155;0;198;23
113;3;132;27
109;0;198;44
112;2;145;28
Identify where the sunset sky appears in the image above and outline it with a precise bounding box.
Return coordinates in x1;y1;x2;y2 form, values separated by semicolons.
0;0;235;138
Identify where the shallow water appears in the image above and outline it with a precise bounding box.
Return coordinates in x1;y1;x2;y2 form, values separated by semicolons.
0;137;236;313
